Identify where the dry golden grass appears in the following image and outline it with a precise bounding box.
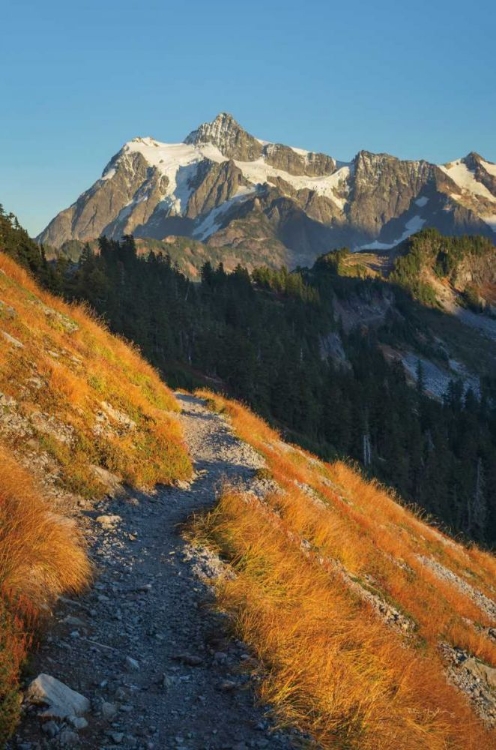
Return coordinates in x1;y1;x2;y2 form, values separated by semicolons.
0;252;192;740
0;445;90;618
0;252;191;495
0;445;90;741
193;390;496;748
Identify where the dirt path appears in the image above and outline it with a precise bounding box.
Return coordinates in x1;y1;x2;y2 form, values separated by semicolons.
11;395;298;750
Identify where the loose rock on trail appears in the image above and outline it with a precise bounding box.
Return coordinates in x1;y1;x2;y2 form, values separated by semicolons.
11;394;299;750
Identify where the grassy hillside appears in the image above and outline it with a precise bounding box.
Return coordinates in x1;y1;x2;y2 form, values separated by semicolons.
191;391;496;749
0;252;191;494
0;251;191;740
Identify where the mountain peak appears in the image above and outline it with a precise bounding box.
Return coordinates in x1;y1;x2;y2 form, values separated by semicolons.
185;112;244;144
184;113;262;161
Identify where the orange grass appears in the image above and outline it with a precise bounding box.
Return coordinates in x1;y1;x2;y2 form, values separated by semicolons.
194;390;496;747
0;252;191;494
0;251;192;740
0;445;91;740
196;489;491;750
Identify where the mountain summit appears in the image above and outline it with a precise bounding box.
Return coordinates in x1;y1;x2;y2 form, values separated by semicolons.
184;112;262;161
39;114;496;268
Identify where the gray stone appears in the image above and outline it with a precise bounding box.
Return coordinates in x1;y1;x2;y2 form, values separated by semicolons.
101;701;118;719
42;721;60;737
1;330;24;348
125;656;140;672
61;616;86;627
26;674;90;718
67;716;88;730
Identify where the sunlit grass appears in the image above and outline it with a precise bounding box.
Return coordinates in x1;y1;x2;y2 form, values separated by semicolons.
0;252;191;494
193;390;496;748
0;446;91;741
0;252;193;740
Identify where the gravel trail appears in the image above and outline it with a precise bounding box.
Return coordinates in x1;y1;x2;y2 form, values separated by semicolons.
11;394;297;750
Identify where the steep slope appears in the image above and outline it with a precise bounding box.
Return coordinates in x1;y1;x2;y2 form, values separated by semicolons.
39;113;496;271
191;392;496;749
0;253;191;495
0;249;191;740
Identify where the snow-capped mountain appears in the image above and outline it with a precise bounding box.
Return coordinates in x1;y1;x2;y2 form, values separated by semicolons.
39;113;496;267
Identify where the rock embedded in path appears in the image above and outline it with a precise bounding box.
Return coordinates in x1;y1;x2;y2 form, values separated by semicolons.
42;721;60;738
96;514;122;529
67;716;88;730
125;656;140;672
25;674;90;718
101;701;118;720
173;653;204;666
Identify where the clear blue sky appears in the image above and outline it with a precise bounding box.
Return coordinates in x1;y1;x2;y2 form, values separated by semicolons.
1;0;495;237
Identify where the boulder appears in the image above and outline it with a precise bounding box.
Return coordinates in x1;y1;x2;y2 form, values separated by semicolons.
26;674;90;718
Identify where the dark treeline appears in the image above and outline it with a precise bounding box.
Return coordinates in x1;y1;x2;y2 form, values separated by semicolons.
2;209;496;545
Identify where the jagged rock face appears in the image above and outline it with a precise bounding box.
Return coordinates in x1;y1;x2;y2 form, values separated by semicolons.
464;152;496;195
185;160;247;219
39;113;496;268
185;112;263;162
41;152;155;246
348;152;434;237
262;143;336;178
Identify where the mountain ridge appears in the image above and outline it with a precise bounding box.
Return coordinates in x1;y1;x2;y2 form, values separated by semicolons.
39;114;496;265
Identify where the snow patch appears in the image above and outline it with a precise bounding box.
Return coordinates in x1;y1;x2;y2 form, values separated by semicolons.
440;159;496;203
362;215;426;251
101;167;116;181
440;158;496;233
415;196;429;207
481;158;496;178
193;187;256;241
120;138;225;216
482;215;496;233
234;158;351;210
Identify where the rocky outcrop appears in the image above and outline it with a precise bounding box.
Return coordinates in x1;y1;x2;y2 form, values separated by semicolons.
263;143;336;177
41;151;156;246
465;152;496;195
347;152;434;237
185;160;247;219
